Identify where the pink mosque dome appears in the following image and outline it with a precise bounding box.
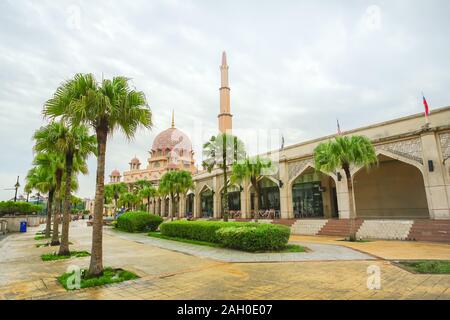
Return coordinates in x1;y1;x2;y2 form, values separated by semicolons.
110;169;121;177
130;156;140;164
151;127;192;153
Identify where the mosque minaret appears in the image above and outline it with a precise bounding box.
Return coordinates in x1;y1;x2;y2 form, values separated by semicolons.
218;51;233;133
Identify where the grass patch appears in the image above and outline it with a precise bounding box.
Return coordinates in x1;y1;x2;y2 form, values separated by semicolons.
41;250;90;261
148;231;223;248
34;235;46;240
148;232;306;253
58;267;139;290
337;238;371;243
396;260;450;274
280;244;306;253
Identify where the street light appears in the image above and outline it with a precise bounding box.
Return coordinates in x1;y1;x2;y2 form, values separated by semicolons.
14;176;20;202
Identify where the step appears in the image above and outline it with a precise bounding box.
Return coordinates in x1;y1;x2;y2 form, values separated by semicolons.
291;219;329;235
318;219;364;237
356;220;414;240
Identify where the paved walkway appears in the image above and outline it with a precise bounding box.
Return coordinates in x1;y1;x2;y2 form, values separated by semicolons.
106;228;375;262
1;221;450;300
290;235;450;260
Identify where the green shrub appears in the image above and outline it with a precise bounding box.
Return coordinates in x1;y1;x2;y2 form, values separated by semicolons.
160;220;291;252
0;201;44;216
160;220;259;243
116;211;163;232
216;224;290;252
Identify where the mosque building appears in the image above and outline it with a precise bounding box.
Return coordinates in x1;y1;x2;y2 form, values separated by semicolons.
109;51;450;242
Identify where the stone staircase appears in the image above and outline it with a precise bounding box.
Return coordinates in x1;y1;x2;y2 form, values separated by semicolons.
317;219;364;237
407;220;450;242
356;220;414;240
291;219;328;235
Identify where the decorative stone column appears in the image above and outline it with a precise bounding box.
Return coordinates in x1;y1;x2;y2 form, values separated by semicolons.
278;157;290;219
179;194;186;218
213;176;220;219
161;198;166;217
240;181;250;219
421;131;450;219
168;197;173;218
194;193;200;218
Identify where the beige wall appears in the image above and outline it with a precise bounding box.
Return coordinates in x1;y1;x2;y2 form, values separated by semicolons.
354;158;429;218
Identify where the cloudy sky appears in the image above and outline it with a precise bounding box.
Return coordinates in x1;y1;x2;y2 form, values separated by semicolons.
0;0;449;200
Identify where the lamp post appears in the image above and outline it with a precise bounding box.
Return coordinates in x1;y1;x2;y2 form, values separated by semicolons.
14;176;20;202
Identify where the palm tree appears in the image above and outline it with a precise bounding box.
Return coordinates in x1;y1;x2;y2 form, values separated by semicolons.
105;182;128;212
230;156;272;222
33;152;65;245
34;121;96;256
314;135;378;240
173;170;194;219
25;165;55;237
202;133;246;221
119;192;139;211
43;73;151;276
139;185;158;213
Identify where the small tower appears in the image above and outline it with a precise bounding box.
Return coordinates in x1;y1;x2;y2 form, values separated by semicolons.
218;51;233;133
129;156;141;171
109;169;121;183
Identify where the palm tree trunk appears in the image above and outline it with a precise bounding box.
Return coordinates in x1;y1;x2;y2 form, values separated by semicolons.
58;152;73;256
147;196;150;213
222;139;229;222
343;165;357;241
51;170;62;246
45;189;54;238
170;193;174;221
88;127;107;277
252;178;259;223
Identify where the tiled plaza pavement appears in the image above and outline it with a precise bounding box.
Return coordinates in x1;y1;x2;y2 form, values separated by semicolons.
1;221;450;300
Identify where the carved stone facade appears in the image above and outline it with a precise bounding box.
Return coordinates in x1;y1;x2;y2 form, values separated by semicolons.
376;138;423;164
288;158;314;180
440;132;450;161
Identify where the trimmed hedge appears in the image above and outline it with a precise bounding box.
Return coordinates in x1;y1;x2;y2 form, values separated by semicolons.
0;201;43;216
216;224;290;252
160;220;290;252
160;220;258;243
116;211;163;232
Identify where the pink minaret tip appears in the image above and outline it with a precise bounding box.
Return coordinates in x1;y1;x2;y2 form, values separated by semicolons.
221;51;227;66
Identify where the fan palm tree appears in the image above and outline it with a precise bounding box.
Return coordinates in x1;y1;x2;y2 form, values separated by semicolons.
33;152;65;245
230;156;273;222
139;185;158;213
119;192;140;211
25;165;55;237
173;170;194;219
34;121;96;256
105;182;128;212
314;135;378;240
43;73;151;276
202;133;246;221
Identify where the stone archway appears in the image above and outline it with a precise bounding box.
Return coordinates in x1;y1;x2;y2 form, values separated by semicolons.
219;184;242;218
186;192;194;217
199;185;214;218
249;177;281;219
353;153;429;219
289;166;338;219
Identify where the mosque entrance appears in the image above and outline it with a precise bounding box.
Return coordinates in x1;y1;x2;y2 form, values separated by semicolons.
200;190;214;218
291;168;338;219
